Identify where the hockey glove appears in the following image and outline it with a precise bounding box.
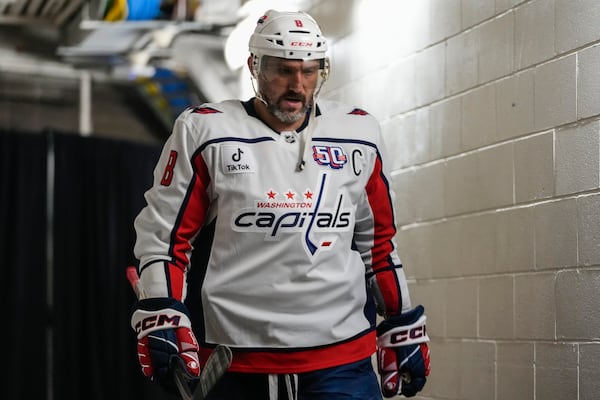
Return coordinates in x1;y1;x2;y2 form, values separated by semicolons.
376;305;430;397
131;298;200;390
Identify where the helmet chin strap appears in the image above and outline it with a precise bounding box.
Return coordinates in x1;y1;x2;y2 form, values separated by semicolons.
250;76;269;107
296;94;316;172
297;68;327;172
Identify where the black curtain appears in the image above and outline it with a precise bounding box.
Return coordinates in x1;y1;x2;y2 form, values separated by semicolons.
1;130;177;399
1;131;48;399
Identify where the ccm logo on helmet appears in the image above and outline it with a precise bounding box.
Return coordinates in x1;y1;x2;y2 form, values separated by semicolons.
291;41;313;47
389;325;427;344
135;313;181;334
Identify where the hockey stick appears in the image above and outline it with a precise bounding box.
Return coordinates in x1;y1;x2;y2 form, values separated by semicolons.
126;266;232;400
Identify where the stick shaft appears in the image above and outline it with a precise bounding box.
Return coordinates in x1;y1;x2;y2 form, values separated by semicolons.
126;265;146;299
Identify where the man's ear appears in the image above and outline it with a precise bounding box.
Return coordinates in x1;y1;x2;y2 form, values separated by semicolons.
247;55;254;76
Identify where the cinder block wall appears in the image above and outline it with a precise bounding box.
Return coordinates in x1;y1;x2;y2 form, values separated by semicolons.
313;0;600;399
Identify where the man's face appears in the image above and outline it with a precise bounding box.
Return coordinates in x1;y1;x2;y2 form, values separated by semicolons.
257;56;321;124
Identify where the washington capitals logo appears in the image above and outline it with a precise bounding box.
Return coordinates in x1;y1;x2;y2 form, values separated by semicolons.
231;173;352;257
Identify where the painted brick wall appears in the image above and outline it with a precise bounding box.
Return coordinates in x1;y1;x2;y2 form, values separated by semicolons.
313;0;600;399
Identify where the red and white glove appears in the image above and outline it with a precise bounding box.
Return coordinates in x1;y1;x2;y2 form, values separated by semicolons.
377;305;430;397
131;298;200;387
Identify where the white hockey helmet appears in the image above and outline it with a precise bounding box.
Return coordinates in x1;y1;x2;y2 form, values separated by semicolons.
248;9;330;83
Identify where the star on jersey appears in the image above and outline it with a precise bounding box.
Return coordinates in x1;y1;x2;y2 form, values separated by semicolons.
265;190;313;201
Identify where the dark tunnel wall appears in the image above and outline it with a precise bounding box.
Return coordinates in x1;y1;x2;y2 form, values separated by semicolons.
0;129;180;400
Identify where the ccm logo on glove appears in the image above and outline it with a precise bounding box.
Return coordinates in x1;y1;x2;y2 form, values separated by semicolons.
376;312;429;349
134;313;182;334
131;298;194;340
387;325;427;344
131;298;201;388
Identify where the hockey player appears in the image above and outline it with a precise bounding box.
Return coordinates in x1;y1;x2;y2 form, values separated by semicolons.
130;9;430;399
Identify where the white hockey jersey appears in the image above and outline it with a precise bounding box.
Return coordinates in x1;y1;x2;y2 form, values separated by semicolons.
134;98;411;373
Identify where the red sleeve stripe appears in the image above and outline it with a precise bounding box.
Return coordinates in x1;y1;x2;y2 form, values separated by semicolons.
365;156;396;269
365;155;402;314
167;154;211;288
167;262;185;300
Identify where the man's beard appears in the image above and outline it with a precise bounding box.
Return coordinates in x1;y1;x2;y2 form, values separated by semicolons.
265;91;311;124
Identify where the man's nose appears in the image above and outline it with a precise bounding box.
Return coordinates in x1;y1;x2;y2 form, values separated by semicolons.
288;70;304;90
